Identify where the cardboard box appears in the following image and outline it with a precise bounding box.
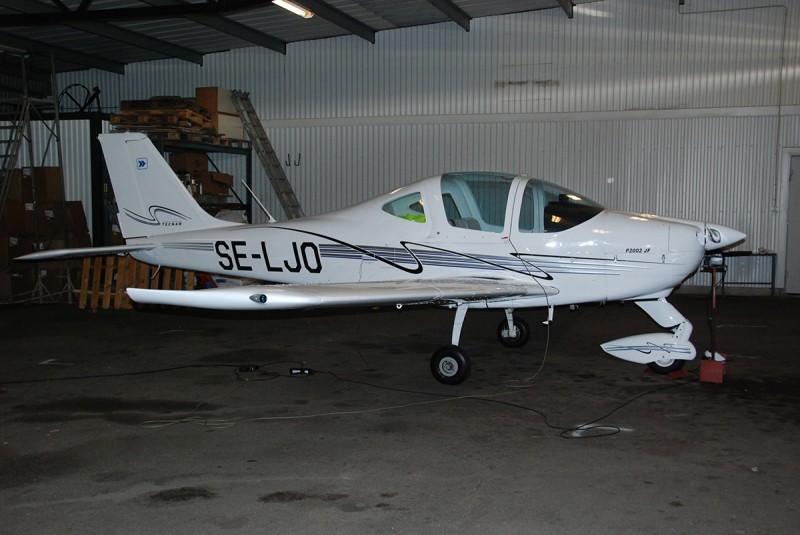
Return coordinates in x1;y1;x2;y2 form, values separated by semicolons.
217;113;245;141
64;201;90;236
6;169;30;202
35;231;91;252
1;201;34;235
196;87;245;139
2;200;68;238
193;171;233;196
0;267;36;300
0;235;36;267
34;167;64;201
6;167;64;202
169;152;209;173
196;86;237;115
35;202;66;238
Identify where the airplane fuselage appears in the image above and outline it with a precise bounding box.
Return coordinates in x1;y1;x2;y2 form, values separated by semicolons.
130;174;709;309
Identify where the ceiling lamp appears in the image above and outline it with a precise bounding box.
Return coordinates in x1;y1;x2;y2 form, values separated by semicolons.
272;0;314;19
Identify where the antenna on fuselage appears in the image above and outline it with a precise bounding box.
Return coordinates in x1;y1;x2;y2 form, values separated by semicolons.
240;179;277;223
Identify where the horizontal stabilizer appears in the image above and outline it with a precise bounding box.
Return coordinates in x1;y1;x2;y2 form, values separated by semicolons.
127;278;556;311
16;244;155;262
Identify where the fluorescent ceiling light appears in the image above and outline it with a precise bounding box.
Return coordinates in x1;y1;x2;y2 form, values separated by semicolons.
272;0;314;19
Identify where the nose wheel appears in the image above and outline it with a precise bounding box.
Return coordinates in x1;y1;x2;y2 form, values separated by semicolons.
647;357;686;374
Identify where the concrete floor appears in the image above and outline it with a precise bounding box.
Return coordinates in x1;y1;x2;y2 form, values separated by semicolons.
1;294;798;534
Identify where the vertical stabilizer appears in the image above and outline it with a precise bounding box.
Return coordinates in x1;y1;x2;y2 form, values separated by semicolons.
99;132;237;238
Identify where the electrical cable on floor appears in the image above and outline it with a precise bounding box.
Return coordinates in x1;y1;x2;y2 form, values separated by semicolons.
0;360;304;385
2;324;697;437
329;371;696;439
143;360;696;436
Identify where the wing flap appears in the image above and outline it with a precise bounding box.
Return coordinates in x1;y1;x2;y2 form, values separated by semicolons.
126;278;556;311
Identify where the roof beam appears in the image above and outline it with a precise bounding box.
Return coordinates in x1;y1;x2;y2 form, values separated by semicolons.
557;0;574;19
76;0;95;11
68;22;204;65
292;0;376;43
0;0;268;25
426;0;471;32
0;0;204;65
141;0;287;55
0;30;125;73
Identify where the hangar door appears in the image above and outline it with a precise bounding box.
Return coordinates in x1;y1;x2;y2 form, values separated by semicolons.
787;157;800;294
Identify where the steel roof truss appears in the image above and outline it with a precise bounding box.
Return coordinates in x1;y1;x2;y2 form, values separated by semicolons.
425;0;471;32
141;0;287;55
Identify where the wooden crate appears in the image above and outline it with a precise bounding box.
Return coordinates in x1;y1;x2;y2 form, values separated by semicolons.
79;256;196;311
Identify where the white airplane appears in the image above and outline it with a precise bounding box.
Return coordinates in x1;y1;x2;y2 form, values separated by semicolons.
22;132;745;384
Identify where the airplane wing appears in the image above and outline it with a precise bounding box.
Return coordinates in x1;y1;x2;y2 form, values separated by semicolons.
16;244;156;262
126;278;557;311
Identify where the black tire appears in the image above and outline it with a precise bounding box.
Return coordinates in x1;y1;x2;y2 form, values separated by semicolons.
496;316;531;348
647;358;686;374
430;345;471;385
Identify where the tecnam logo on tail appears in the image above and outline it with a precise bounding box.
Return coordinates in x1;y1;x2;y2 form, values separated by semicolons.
124;205;191;227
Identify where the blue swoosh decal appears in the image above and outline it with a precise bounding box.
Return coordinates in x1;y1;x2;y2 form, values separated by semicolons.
125;205;191;226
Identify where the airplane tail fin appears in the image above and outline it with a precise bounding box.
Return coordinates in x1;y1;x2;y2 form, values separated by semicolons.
99;132;238;238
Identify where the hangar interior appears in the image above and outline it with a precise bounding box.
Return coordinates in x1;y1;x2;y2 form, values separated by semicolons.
2;0;800;292
2;1;800;534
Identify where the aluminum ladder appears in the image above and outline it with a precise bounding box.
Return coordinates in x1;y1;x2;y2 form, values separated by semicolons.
230;90;305;220
0;46;34;222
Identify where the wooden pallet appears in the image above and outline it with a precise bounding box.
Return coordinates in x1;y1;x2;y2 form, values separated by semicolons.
110;108;214;131
78;256;196;311
112;96;250;148
121;97;209;115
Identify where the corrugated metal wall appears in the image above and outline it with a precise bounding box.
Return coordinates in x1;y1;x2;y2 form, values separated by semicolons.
52;0;800;289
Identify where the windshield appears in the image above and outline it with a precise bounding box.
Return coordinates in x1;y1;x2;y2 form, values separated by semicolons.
518;179;604;233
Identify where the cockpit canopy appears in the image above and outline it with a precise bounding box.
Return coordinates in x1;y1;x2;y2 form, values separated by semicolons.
382;172;604;233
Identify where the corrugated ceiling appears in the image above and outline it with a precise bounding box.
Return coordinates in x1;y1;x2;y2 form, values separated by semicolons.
0;0;598;80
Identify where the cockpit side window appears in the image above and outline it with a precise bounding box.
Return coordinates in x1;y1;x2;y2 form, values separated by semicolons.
382;192;426;223
441;173;513;233
518;180;604;233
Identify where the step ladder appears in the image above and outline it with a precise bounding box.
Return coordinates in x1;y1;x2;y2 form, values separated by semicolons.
0;50;33;221
0;48;74;304
230;90;305;220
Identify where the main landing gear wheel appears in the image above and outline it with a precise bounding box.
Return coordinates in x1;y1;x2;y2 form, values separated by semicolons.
431;345;471;385
647;358;686;374
496;316;530;348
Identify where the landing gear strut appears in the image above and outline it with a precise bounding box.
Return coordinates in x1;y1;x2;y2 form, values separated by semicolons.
430;303;471;385
496;308;530;348
430;305;532;384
